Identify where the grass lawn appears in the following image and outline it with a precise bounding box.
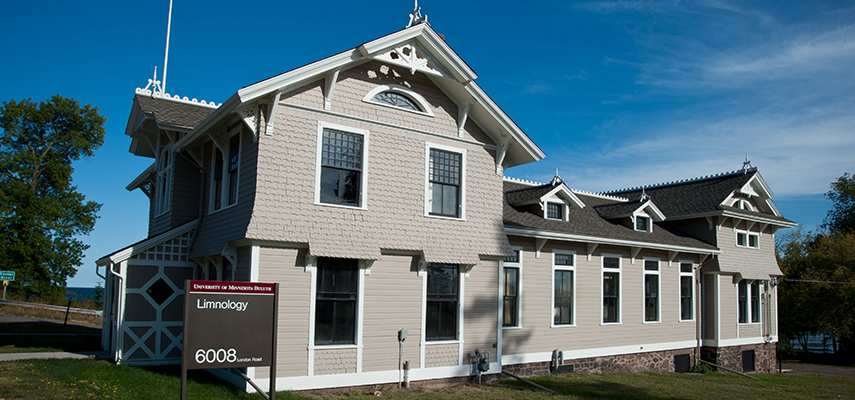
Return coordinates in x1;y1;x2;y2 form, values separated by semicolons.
1;358;853;400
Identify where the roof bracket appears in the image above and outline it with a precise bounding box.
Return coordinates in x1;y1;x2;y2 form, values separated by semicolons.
495;136;511;175
535;238;547;259
324;69;340;111
668;251;679;267
237;106;258;141
587;243;599;262
461;264;475;279
457;101;471;138
758;223;768;236
208;131;227;155
746;220;756;232
264;91;282;137
358;259;374;276
630;247;641;264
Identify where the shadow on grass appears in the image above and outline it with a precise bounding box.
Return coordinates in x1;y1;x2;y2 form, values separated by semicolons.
499;376;689;400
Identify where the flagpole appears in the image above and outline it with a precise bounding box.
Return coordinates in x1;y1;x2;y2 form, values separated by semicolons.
162;0;173;95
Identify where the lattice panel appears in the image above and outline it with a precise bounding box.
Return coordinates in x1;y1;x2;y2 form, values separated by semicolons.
132;232;193;261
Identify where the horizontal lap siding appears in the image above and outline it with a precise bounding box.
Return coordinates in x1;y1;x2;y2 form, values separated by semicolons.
255;247;310;379
362;255;422;372
719;275;737;340
503;240;698;357
463;260;499;364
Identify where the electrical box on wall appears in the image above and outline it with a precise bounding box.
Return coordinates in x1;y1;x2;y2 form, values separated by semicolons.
398;329;407;342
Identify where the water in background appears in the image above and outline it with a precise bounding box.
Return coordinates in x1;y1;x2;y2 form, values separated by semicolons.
66;287;100;302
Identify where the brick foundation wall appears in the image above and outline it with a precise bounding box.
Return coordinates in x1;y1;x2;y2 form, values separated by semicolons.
701;342;776;373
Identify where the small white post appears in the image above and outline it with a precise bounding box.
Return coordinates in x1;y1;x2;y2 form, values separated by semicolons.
162;0;174;95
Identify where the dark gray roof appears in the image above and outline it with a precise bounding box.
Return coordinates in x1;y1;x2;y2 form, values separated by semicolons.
134;94;215;129
505;182;559;205
503;181;718;250
594;200;645;219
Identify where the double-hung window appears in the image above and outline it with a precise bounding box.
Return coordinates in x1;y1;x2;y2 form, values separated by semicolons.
210;129;241;212
503;250;521;328
643;259;660;322
602;256;621;324
155;145;173;215
426;144;464;218
679;262;694;321
750;281;760;323
227;134;240;205
318;126;365;207
736;229;760;249
738;280;749;323
314;258;358;345
426;264;459;341
553;252;575;326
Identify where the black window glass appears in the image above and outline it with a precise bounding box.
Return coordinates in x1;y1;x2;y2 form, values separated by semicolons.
555;254;573;266
314;258;358;345
503;267;519;327
426;264;458;340
371;92;422;111
429;149;461;217
603;271;620;323
228;134;240;205
750;282;760;323
738;280;748;323
213;148;223;210
680;275;693;320
644;273;659;322
319;129;363;206
554;270;574;325
547;203;563;219
636;216;649;231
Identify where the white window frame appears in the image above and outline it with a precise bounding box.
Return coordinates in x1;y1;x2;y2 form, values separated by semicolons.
601;254;622;325
737;279;763;325
735;229;760;249
313;121;370;210
502;247;523;330
678;261;695;322
424;142;466;220
154;144;173;217
306;256;366;351
422;263;463;343
209;127;242;214
551;250;576;328
545;201;567;221
362;84;435;117
634;212;652;232
642;258;660;323
732;198;755;211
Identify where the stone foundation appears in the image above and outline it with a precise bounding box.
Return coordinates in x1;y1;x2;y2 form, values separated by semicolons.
701;342;776;373
504;348;698;377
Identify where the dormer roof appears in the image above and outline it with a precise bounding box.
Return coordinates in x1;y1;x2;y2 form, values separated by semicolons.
595;199;665;222
506;179;585;210
174;22;544;169
603;168;795;228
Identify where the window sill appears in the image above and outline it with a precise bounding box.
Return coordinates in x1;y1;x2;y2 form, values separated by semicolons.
738;322;762;325
600;322;622;326
425;213;465;222
678;318;696;323
425;339;460;345
550;324;576;328
502;326;523;330
643;320;661;324
315;201;367;211
311;344;361;350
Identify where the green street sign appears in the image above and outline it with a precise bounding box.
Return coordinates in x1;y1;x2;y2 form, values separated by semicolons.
0;271;15;281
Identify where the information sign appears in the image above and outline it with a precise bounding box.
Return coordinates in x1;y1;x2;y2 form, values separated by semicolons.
0;271;15;281
181;280;278;400
65;290;77;301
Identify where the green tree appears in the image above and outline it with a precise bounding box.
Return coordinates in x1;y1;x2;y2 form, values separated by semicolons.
93;279;104;310
0;95;105;299
823;173;855;234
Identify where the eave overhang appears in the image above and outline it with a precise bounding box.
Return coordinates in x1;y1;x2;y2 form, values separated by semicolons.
665;210;797;228
504;226;721;255
96;220;198;266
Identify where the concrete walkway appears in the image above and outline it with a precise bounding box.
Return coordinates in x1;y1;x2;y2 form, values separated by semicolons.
782;363;855;377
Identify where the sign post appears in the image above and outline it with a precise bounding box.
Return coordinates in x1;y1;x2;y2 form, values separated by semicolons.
0;271;15;301
181;280;278;400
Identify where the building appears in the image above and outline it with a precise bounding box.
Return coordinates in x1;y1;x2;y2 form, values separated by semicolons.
96;12;795;392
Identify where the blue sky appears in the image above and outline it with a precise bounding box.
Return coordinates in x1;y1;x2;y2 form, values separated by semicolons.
2;1;853;287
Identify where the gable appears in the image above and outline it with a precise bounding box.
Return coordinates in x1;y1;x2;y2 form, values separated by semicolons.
174;22;544;170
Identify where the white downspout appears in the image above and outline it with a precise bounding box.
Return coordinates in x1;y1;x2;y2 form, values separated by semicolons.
108;261;127;363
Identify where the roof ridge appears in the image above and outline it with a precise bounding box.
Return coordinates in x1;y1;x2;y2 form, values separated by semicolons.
601;167;756;195
571;189;629;202
135;88;221;108
503;176;544;187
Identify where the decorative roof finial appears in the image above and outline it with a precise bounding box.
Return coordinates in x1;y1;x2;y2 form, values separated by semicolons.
406;0;428;28
638;187;650;202
551;168;563;185
142;66;163;97
742;153;753;172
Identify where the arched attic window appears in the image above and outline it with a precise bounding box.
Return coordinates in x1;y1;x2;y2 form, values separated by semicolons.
363;84;434;116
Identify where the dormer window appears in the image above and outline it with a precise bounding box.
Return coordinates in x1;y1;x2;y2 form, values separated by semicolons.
546;203;564;220
371;92;421;112
732;198;755;211
635;216;650;231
